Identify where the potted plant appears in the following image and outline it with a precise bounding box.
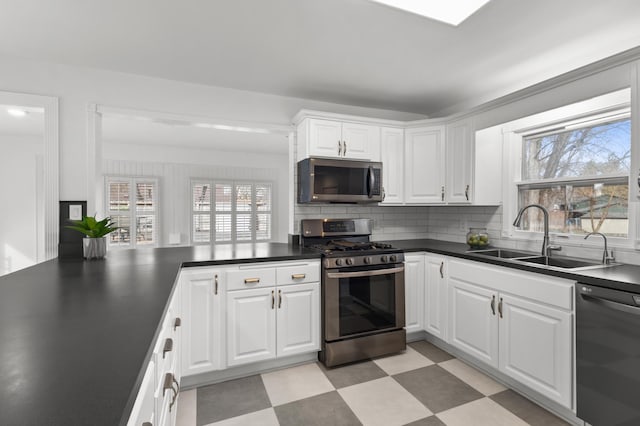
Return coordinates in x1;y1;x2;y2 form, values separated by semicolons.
67;215;118;259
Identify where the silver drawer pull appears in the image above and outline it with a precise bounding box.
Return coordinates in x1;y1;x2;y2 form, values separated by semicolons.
163;373;177;398
162;338;173;359
291;273;306;280
244;277;260;284
173;317;181;331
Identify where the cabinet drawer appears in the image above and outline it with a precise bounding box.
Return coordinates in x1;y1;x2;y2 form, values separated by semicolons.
226;268;276;291
277;263;320;286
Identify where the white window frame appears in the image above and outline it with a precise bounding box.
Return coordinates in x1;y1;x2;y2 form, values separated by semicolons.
502;89;636;249
190;179;273;245
105;176;159;248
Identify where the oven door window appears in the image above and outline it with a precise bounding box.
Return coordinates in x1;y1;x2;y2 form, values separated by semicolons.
338;270;397;337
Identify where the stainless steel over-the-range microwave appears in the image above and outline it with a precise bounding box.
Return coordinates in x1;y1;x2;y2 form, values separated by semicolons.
297;157;383;203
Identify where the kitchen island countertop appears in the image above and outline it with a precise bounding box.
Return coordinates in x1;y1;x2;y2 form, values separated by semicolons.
0;243;319;426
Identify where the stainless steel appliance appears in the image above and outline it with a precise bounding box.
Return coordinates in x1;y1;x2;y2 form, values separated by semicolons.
301;218;405;367
576;283;640;425
297;157;383;203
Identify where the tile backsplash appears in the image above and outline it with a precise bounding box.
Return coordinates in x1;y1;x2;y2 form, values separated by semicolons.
294;204;431;241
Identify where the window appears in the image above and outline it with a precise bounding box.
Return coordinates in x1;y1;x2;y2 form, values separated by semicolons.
191;181;272;244
516;114;630;238
106;177;158;247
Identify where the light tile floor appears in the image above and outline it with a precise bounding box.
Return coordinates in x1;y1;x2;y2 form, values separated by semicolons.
176;341;571;426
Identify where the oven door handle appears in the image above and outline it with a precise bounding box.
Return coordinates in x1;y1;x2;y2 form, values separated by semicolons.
326;266;404;279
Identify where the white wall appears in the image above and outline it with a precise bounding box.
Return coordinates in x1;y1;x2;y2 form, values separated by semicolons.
0;134;43;275
0;54;427;203
103;142;289;243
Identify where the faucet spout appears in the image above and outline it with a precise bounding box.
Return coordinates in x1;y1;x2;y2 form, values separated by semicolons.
513;204;551;257
584;232;614;265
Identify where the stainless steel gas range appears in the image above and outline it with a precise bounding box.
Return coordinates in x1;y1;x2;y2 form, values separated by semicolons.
301;218;406;367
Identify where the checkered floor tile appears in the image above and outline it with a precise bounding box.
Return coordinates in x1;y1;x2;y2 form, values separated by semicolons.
176;341;571;426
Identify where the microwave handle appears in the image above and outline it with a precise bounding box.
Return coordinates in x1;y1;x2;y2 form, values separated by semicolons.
367;165;374;198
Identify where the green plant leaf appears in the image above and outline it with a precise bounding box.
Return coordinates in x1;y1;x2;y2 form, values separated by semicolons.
66;214;119;238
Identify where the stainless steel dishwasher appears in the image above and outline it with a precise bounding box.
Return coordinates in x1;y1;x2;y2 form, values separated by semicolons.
576;283;640;426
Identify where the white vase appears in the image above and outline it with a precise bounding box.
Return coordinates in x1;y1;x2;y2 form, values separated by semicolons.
83;237;107;259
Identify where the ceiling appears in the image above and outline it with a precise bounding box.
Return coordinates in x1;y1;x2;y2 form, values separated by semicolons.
1;0;640;116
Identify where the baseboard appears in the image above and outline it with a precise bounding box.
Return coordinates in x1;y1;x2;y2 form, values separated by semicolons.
180;352;318;390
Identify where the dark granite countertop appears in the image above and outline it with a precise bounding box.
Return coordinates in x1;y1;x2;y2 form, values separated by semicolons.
3;238;640;425
0;243;319;426
380;238;640;293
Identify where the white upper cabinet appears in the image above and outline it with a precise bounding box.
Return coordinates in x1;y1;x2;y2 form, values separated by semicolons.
474;125;504;205
307;119;343;158
380;127;404;204
404;126;446;204
341;122;380;160
297;117;380;161
446;119;474;203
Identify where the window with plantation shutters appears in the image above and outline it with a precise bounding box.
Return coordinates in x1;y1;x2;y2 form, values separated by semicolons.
106;177;158;247
191;180;272;244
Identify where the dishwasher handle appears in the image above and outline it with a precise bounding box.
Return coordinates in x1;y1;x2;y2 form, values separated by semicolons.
580;293;640;316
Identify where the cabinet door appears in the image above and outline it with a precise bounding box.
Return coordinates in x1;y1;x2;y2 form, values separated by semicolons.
181;270;223;376
404;126;445;204
499;294;572;409
404;254;425;333
342;122;380;160
446;119;474;203
226;287;277;367
380;127;404;204
449;277;498;367
276;282;320;357
308;119;343;158
424;255;448;341
127;361;156;426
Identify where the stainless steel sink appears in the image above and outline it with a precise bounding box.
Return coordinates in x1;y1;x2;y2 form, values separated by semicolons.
466;248;619;271
512;255;617;270
466;248;537;259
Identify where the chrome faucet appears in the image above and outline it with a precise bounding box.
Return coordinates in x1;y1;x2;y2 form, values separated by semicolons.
584;232;615;265
513;204;561;257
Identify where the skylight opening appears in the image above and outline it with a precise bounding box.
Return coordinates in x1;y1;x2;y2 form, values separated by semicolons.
368;0;491;26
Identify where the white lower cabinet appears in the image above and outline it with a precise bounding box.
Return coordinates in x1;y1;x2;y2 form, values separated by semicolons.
424;255;448;341
404;254;425;333
227;282;320;367
499;293;572;407
180;260;321;371
129;284;182;426
277;283;321;357
226;287;277;366
449;278;499;367
127;360;156;426
447;259;574;409
180;269;224;376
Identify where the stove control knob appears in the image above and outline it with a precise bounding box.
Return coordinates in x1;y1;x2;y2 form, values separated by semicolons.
389;255;397;263
346;258;354;266
335;258;343;266
363;256;372;264
381;255;388;263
